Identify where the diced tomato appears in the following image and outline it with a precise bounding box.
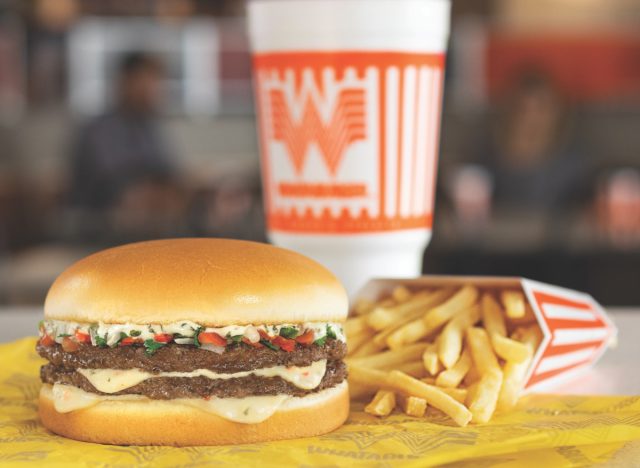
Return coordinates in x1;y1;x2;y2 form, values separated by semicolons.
61;337;79;353
154;333;173;343
198;332;227;346
119;337;143;346
257;329;272;341
75;331;91;344
295;330;315;345
272;336;296;352
242;337;263;348
39;334;55;347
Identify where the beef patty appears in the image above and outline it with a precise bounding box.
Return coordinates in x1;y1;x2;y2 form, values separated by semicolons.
36;339;346;374
41;360;347;399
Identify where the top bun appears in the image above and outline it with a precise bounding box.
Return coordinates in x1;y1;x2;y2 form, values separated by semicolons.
45;239;348;326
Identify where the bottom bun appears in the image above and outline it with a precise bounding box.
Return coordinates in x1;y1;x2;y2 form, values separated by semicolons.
39;382;349;446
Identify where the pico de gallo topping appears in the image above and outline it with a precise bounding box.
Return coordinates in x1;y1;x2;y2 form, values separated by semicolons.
38;320;345;356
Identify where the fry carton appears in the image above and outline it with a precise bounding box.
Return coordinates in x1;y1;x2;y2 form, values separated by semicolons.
352;276;617;394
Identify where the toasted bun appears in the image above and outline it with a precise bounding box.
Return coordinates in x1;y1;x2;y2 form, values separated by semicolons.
45;238;347;325
39;383;349;446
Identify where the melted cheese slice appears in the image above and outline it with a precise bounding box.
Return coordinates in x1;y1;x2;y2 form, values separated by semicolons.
77;359;327;394
47;382;347;424
179;394;288;423
52;382;101;413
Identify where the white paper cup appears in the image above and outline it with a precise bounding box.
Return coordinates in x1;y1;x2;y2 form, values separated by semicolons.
248;0;451;295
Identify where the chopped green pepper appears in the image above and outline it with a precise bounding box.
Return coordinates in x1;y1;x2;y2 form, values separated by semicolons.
260;339;280;351
279;326;298;339
143;339;166;356
313;336;327;347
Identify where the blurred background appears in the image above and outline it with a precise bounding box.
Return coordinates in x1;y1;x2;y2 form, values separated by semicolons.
0;0;638;306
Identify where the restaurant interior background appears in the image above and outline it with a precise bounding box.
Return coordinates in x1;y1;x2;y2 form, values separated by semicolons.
0;0;638;306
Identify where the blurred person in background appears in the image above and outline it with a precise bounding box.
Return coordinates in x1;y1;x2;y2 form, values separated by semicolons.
448;69;588;238
486;71;586;213
595;167;640;249
68;52;183;241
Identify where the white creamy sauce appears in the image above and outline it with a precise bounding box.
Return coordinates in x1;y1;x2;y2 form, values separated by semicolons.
48;382;347;424
42;320;345;347
77;360;327;394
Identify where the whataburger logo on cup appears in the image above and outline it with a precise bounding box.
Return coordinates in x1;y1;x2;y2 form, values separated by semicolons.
254;52;445;234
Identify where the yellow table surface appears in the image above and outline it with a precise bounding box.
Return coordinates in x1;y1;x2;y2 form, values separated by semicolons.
1;337;639;467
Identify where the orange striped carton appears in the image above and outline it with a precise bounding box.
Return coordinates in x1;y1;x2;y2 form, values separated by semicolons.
354;276;617;394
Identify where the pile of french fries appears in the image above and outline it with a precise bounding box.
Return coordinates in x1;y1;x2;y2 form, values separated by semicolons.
346;284;543;427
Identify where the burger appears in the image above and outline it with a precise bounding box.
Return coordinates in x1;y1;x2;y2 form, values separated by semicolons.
36;238;349;446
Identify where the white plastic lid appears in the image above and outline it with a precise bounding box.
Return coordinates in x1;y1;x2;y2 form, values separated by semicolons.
248;0;451;53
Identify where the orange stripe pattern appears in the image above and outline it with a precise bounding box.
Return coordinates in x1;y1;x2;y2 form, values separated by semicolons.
254;51;445;234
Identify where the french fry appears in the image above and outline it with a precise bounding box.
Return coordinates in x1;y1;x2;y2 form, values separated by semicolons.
465;382;479;406
349;363;425;390
463;364;481;386
350;339;386;358
397;361;428;378
466;327;501;376
380;298;396;308
501;290;525;318
468;369;503;423
347;330;374;356
497;326;542;411
422;344;442;375
398;394;427;417
387;288;460;349
346;282;547;425
348;365;388;388
506;304;537;327
392;285;412;303
345;316;370;337
481;293;507;338
423;285;479;330
367;290;441;331
491;333;530;363
352;365;472;424
438;305;480;369
482;293;529;362
439;386;468;404
373;311;424;347
420;381;467;403
347;343;429;370
386;318;431;350
353;298;375;316
386;371;472;427
510;325;543;346
496;354;532;412
365;390;396;416
436;348;472;388
524;325;543;345
372;288;453;348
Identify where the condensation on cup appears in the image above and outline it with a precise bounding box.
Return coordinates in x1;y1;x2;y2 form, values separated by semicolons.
248;0;451;295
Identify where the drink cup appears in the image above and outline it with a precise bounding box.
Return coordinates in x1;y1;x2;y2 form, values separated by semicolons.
248;0;451;295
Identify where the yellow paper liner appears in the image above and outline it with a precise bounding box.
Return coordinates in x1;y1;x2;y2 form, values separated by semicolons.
1;338;638;467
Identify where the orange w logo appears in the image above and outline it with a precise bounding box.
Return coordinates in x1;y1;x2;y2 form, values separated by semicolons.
269;87;366;176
